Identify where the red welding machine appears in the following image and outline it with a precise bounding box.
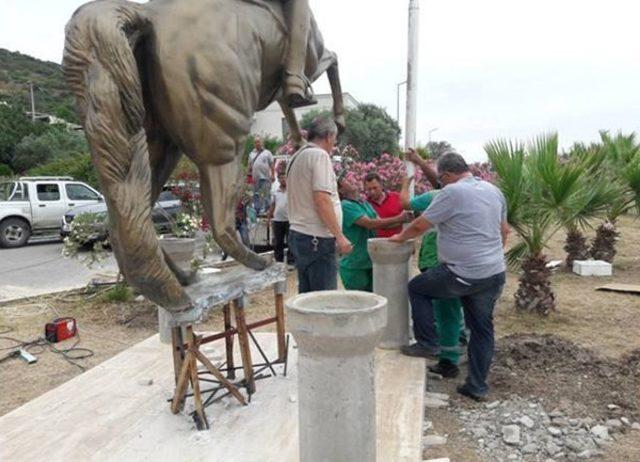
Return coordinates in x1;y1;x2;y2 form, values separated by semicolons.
45;317;78;343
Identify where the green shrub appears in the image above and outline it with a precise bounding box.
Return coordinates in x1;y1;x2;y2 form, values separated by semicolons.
28;152;98;188
61;212;109;267
13;127;88;172
104;283;133;303
0;163;13;177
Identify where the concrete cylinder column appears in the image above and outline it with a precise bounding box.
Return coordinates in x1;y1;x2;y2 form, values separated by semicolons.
367;238;414;349
287;290;387;462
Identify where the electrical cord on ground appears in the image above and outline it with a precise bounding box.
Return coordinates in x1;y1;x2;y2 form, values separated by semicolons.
0;326;94;370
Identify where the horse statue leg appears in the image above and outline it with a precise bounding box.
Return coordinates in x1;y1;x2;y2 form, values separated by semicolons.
326;56;346;134
198;139;269;272
278;49;345;146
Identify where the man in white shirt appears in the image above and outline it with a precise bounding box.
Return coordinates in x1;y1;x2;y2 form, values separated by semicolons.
248;136;274;215
287;116;352;292
268;171;293;264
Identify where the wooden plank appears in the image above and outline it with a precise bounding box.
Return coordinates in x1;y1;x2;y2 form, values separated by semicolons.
186;327;207;430
274;291;286;361
376;349;425;462
597;283;640;295
170;350;193;414
223;303;236;379
0;334;425;462
233;298;256;394
171;327;184;385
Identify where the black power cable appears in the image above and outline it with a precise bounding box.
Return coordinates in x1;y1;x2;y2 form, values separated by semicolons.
0;326;94;370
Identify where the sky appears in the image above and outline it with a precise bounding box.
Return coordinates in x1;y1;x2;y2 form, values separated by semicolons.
2;0;640;161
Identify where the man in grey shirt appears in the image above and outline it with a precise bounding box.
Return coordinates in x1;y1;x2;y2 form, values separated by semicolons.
248;136;274;215
390;152;509;401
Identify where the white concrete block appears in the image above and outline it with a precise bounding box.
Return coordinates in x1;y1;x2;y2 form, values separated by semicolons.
573;260;612;276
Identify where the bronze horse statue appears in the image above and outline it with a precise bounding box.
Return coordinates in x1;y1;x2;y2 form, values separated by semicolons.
63;0;345;312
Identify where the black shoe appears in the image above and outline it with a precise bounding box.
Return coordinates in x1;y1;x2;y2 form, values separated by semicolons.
428;360;460;378
400;343;440;359
456;384;487;402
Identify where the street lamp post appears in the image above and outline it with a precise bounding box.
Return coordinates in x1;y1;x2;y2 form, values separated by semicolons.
396;80;407;123
428;127;438;142
29;82;36;122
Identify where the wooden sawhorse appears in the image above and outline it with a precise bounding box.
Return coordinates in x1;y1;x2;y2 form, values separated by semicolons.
169;279;289;430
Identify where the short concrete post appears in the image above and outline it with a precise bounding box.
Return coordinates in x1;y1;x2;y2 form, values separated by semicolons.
158;307;187;344
158;307;172;344
367;238;414;349
287;290;387;462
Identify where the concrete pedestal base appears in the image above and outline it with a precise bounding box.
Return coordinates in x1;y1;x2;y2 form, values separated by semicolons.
287;290;387;462
368;238;414;349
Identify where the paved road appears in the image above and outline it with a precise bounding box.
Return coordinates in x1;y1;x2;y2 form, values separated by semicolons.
0;239;118;303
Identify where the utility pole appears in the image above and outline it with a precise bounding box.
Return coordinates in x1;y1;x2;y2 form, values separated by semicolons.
405;0;419;196
396;80;407;123
29;82;36;122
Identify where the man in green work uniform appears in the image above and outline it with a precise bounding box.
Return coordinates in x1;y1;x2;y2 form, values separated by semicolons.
338;176;410;291
400;149;465;378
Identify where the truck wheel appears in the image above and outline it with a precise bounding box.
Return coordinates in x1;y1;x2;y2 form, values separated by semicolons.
0;218;31;248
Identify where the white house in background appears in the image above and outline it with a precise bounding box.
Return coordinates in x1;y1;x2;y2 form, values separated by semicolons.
250;92;359;140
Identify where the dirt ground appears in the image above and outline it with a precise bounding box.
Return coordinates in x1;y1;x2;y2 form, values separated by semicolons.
1;215;638;460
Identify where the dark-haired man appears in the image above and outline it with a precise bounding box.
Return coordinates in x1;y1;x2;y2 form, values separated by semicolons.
338;175;411;291
364;172;404;238
390;152;509;402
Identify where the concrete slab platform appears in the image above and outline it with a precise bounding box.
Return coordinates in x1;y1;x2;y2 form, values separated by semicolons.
0;333;424;462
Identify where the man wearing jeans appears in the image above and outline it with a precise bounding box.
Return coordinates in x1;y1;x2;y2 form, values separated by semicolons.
287;117;352;293
248;136;274;215
390;152;509;401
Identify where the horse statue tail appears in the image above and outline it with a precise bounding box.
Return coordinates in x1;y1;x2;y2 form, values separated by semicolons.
63;1;191;312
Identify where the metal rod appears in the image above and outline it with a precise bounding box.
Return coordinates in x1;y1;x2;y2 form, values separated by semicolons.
197;316;278;346
248;329;278;377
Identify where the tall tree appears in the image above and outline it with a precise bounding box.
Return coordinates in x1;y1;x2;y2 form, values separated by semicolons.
0;104;49;169
425;140;453;160
341;104;400;160
12;126;88;173
300;104;401;161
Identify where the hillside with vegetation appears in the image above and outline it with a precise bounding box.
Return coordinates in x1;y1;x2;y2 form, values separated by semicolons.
0;48;77;122
0;49;93;180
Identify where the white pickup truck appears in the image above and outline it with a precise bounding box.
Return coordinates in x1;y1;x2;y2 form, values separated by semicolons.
0;176;102;248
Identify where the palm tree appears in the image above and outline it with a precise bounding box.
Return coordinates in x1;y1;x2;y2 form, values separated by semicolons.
561;143;617;269
590;132;640;262
486;133;596;315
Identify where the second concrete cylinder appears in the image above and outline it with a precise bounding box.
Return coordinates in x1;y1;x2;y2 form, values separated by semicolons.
368;238;414;349
287;290;387;462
